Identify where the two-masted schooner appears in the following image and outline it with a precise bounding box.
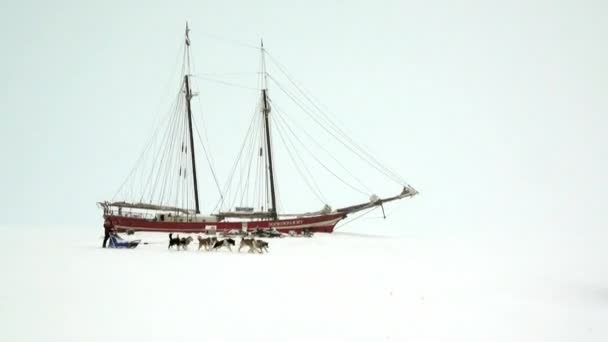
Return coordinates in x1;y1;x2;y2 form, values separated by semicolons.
99;24;417;234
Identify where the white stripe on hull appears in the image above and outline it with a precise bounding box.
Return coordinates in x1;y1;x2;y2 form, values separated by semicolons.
115;225;203;232
264;217;343;230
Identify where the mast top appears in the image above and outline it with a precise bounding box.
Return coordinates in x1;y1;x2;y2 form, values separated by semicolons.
260;39;269;91
185;22;191;46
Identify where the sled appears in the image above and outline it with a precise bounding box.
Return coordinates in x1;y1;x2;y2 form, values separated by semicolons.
108;234;141;249
254;228;284;238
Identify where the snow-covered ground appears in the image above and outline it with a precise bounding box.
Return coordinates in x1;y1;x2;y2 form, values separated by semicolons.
1;227;606;341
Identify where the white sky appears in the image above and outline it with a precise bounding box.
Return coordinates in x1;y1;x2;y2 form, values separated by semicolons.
1;0;606;239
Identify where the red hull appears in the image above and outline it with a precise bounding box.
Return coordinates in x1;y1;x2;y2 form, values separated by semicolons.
104;213;346;234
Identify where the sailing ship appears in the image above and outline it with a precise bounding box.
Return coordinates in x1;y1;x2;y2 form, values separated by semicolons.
99;24;418;234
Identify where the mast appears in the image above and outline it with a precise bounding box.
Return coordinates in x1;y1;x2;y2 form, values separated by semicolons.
184;23;200;214
261;40;278;219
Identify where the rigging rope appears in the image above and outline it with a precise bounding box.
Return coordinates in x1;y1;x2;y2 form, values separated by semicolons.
213;106;259;212
144;87;182;204
271;100;373;194
113;41;187;201
195;31;259;50
112;86;183;202
270;114;327;204
268;75;407;187
334;206;380;230
191;75;259;92
265;52;409;186
193;120;224;205
270;104;369;197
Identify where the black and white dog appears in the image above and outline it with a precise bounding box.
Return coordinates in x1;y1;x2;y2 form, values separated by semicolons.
212;238;235;252
168;233;193;250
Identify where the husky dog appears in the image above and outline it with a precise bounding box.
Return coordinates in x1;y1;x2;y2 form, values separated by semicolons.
180;236;193;250
212;238;235;252
253;239;269;253
168;234;193;250
168;233;180;249
197;236;218;250
197;236;212;250
238;237;256;253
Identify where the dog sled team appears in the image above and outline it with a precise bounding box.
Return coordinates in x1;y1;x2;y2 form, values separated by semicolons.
103;223;313;251
168;233;269;254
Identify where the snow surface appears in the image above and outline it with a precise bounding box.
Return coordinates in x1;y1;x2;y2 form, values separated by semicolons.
1;227;607;341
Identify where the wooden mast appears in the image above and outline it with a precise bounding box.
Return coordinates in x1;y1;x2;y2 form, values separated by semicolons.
184;23;200;214
261;40;278;220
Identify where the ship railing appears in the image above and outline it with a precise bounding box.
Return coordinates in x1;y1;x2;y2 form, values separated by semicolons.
103;208;157;219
